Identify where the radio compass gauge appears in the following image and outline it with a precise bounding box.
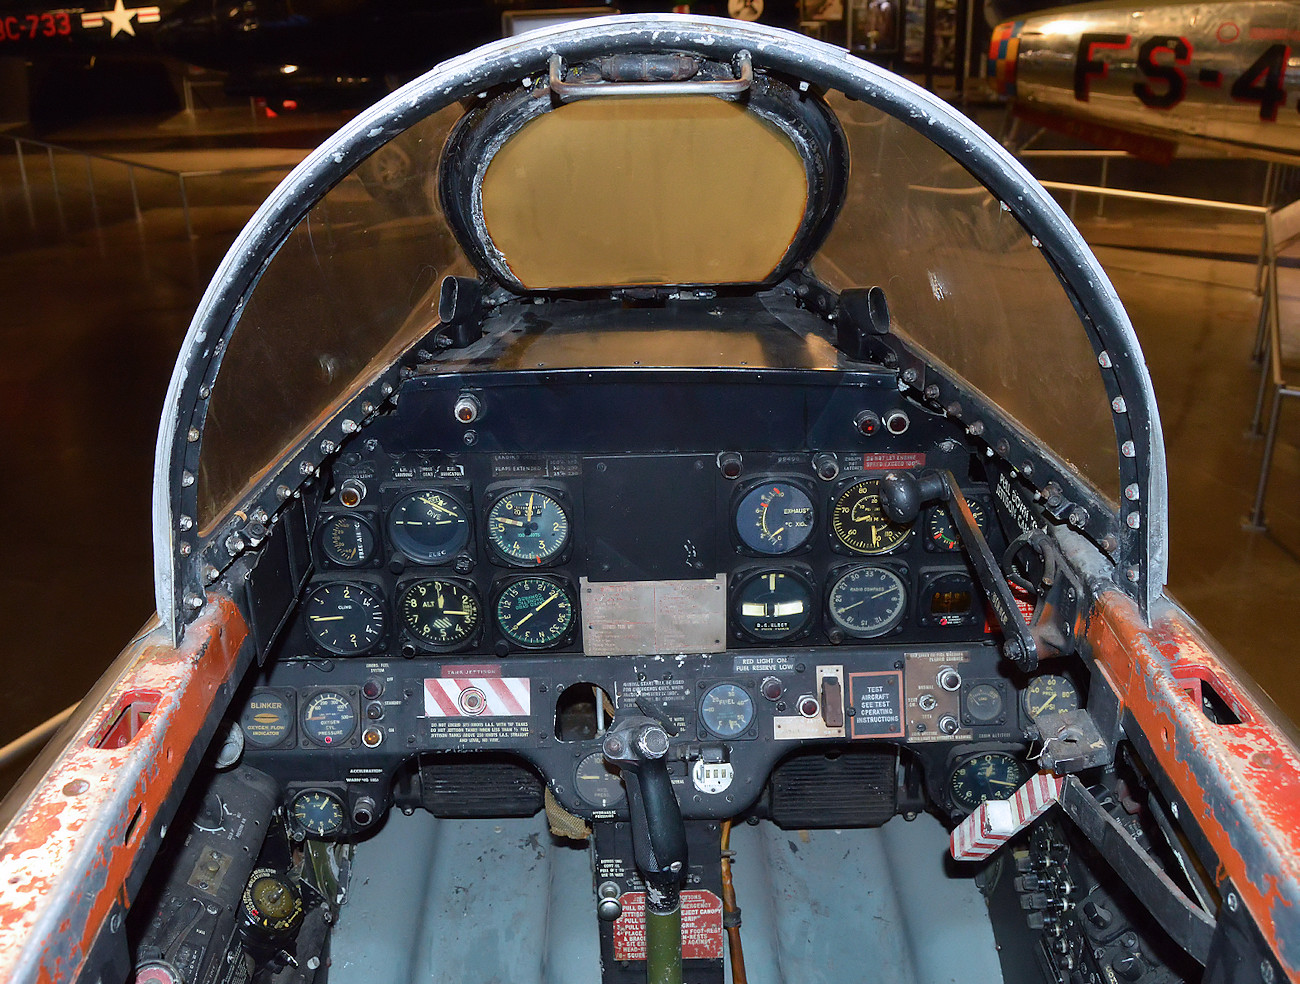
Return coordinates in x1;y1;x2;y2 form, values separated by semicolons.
388;490;470;564
304;582;385;655
319;515;376;567
700;683;755;739
733;570;814;641
400;578;481;648
735;482;815;555
495;576;575;649
575;752;626;809
300;692;357;747
290;789;347;837
1023;675;1080;719
827;566;907;638
924;499;989;552
948;752;1030;811
488;489;570;565
830;479;911;555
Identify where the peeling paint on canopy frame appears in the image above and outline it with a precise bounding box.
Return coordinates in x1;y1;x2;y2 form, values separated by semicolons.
1087;591;1300;979
0;597;248;984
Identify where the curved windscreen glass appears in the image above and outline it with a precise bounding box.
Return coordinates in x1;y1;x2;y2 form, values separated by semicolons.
813;94;1118;494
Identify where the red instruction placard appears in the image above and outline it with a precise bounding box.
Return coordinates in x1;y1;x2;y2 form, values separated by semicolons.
611;890;724;961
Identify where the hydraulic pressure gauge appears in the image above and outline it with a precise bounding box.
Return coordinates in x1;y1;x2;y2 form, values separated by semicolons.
574;752;626;809
487;489;569;565
399;578;481;649
319;514;377;567
735;482;815;555
830;479;911;555
827;566;907;638
732;569;814;641
303;582;385;655
388;490;471;564
495;576;575;649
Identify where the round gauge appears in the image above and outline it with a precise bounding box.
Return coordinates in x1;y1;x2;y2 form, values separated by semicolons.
487;489;569;565
304;582;385;655
827;566;907;638
575;751;626;809
400;578;481;648
388;490;471;564
1023;675;1080;719
134;963;183;984
949;752;1030;811
241;868;305;940
733;570;814;641
495;576;575;649
240;691;294;749
735;482;815;555
830;479;912;555
300;691;357;747
290;789;347;837
964;684;1005;724
700;683;755;739
921;572;977;627
319;514;377;567
924;499;989;552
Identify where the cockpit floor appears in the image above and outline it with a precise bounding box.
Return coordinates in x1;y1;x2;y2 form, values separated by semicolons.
331;811;1001;984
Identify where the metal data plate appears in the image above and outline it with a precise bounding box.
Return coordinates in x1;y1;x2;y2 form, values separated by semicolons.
579;575;727;657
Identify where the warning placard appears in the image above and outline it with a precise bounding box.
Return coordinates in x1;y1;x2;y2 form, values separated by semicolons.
611;890;724;961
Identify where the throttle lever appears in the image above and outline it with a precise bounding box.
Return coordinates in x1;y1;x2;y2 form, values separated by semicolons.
881;469;1039;671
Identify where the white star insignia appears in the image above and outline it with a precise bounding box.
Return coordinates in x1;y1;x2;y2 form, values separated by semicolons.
102;0;138;38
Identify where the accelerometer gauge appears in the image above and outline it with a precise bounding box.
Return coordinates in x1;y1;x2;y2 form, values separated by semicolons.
400;578;481;648
827;566;907;638
487;489;570;565
830;479;911;555
1023;675;1080;719
240;868;305;942
733;570;814;641
388;490;471;564
290;789;347;837
700;683;755;739
319;514;376;567
575;751;626;809
735;482;815;555
495;576;575;649
300;691;357;747
304;582;385;655
924;499;988;552
948;752;1030;811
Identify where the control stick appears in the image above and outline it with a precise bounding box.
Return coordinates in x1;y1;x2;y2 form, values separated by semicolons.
603;714;688;984
880;469;1040;671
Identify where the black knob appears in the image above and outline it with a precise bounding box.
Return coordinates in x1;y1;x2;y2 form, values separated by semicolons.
880;469;948;523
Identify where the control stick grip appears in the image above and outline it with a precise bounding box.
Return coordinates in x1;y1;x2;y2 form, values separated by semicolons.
603;717;687;894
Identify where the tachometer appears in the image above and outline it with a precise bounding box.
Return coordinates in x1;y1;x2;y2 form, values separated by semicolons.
487;489;569;565
304;582;385;655
399;578;481;648
700;683;755;739
495;575;575;649
735;482;815;555
827;566;907;638
948;752;1029;811
732;569;814;641
388;490;471;564
300;691;357;747
830;479;911;555
319;514;377;567
290;789;347;837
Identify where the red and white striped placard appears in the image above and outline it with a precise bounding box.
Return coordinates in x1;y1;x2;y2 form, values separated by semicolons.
424;677;531;718
950;771;1063;861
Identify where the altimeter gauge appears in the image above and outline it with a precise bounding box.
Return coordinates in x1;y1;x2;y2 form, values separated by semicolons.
830;479;911;555
487;489;570;565
400;578;481;648
495;576;575;649
304;582;385;655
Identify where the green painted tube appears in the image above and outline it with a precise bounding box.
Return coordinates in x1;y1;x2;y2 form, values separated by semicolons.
645;906;683;984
